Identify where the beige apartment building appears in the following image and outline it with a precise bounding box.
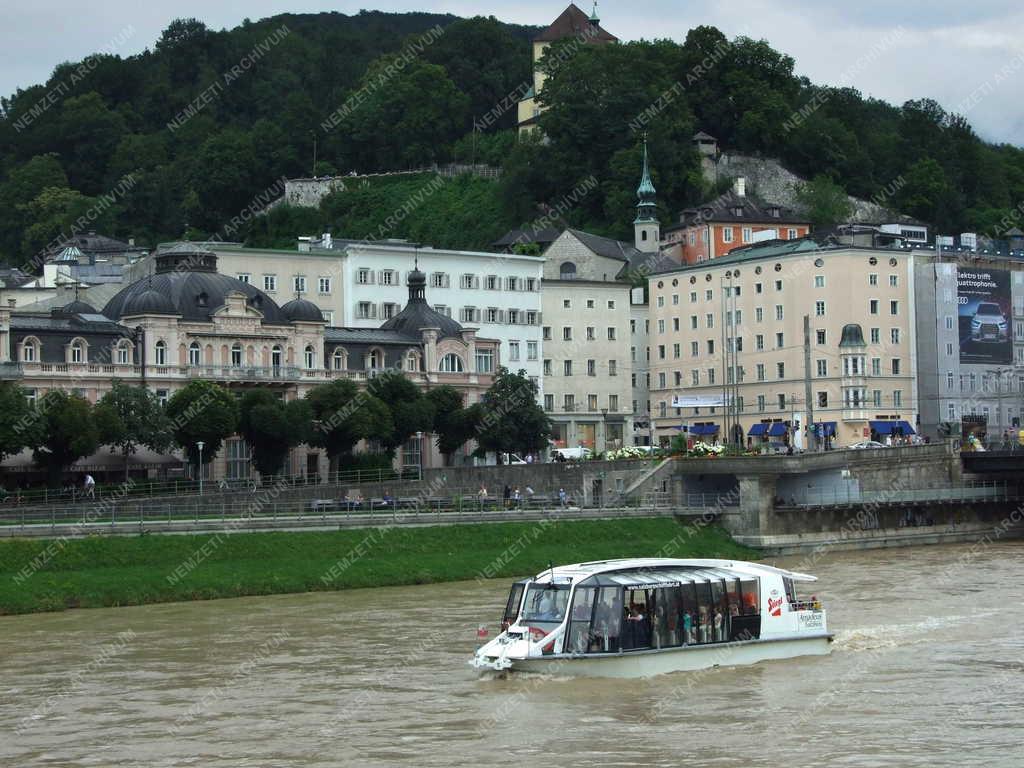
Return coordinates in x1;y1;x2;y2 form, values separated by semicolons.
648;240;919;449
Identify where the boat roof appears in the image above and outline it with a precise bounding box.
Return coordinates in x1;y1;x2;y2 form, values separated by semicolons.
528;558;817;586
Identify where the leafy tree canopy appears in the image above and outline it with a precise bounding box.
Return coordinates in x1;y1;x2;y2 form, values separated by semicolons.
164;380;239;467
304;378;392;467
238;390;311;476
474;367;551;458
32;390;100;482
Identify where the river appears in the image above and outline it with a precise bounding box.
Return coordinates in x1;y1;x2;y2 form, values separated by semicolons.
2;542;1022;767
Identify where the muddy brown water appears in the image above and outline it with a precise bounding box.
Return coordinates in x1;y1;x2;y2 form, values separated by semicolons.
2;542;1022;766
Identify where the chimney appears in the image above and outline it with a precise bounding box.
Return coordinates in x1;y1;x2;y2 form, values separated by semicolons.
323;232;333;249
128;237;135;246
734;177;746;198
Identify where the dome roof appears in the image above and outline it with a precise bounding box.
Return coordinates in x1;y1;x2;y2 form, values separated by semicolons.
839;323;866;348
123;289;177;316
60;299;96;314
280;298;325;323
103;244;289;323
380;267;463;339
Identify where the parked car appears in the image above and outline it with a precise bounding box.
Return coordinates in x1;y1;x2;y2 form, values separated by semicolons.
848;440;886;450
550;447;592;462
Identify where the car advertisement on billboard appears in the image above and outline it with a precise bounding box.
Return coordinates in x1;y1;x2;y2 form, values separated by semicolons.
958;268;1012;365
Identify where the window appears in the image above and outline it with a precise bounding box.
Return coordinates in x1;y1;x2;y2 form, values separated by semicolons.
380;270;396;286
775;332;784;348
587;394;599;411
869;274;878;286
505;277;518;291
873;389;882;407
815;301;825;317
756;363;765;381
434;305;450;318
271;346;282;370
777;362;785;379
608;394;619;412
775;279;783;291
440;353;464;373
690;315;698;330
742;227;752;243
116;342;130;365
237;273;250;284
890;300;899;315
526;311;538;325
816;359;827;377
871;358;881;376
544;394;554;411
564;394;575;411
870;328;880;343
817;391;828;408
657;319;665;334
527;341;538;361
787;228;798;239
563;327;573;341
225;439;251;480
893;390;902;407
432;272;448;288
70;340;84;363
889;274;898;287
608;360;617;376
476;350;494;373
485;308;498;324
508;341;520;362
706;313;714;329
543;359;552;376
22;339;37;362
607;327;616;340
659;345;666;359
892;359;901;375
692;370;700;386
155;389;168;407
263;274;277;291
948;402;956;419
230;343;242;367
672;343;680;358
691;341;699;356
381;303;398;320
945;316;954;330
543;326;552;341
778;393;786;410
461;274;476;289
564;360;573;376
461;307;477;323
154;340;166;366
294;275;307;293
722;227;734;243
890;328;900;344
318;277;331;293
357;302;375;319
304;345;315;369
706;289;713;301
332;349;346;370
706;340;715;355
757;394;766;412
775;305;784;320
869;299;879;315
674;371;682;386
707;368;716;385
587;299;596;309
947;371;954;390
755;307;764;323
526;278;537;292
813;275;825;288
816;329;826;345
690;291;697;303
756;334;764;351
673;318;680;332
587;359;596;376
755;282;763;294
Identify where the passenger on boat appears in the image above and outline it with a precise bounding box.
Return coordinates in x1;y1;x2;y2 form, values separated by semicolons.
624;604;649;648
714;608;724;642
699;608;710;643
682;611;693;645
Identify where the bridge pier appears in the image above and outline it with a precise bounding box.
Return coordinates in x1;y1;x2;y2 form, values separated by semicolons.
733;474;778;537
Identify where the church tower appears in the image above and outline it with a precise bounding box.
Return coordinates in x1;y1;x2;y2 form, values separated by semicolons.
634;136;660;252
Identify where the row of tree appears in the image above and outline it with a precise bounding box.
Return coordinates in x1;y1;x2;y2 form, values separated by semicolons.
0;368;552;485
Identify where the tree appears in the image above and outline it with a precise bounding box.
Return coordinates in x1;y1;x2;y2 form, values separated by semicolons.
0;381;36;464
32;391;100;485
164;380;238;473
794;175;853;230
426;386;480;464
896;158;954;226
368;372;435;453
474;368;551;460
93;382;174;480
238;390;311;477
304;379;392;473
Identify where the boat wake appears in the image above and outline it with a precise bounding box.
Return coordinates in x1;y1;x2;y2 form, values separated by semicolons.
834;612;995;652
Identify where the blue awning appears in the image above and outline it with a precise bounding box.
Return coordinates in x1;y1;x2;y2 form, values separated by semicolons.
768;422;788;437
748;423;768;437
701;424;719;435
814;421;837;437
870;420;915;435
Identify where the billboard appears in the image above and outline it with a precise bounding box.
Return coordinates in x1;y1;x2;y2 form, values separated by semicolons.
957;268;1012;365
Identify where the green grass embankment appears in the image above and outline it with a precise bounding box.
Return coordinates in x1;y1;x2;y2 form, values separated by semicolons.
0;519;754;615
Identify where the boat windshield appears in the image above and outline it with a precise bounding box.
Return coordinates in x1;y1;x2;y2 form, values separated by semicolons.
520;583;571;624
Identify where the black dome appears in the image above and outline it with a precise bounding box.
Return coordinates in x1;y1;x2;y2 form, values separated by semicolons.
60;299;96;315
123;289;177;316
103;245;288;323
380;266;464;339
280;298;325;323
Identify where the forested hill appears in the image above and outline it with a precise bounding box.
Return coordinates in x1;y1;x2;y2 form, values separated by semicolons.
1;10;1023;266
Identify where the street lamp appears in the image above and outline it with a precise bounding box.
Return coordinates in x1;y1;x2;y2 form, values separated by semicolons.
196;441;205;495
415;430;424;479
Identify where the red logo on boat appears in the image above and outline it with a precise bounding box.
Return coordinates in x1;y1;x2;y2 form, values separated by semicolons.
767;596;784;617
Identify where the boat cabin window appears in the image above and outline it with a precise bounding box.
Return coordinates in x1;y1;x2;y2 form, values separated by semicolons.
567;586;598;653
521;583;570;626
502;582;526;629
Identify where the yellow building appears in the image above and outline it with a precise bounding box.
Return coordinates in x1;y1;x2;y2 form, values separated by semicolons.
517;3;617;134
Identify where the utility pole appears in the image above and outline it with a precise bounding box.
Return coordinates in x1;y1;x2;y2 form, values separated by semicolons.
311;132;318;176
803;314;815;451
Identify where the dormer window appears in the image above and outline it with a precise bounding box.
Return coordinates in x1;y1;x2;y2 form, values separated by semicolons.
196;292;208;307
732;206;744;217
769;206;780;217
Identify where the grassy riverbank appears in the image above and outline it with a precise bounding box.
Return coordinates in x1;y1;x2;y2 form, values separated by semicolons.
0;519;754;615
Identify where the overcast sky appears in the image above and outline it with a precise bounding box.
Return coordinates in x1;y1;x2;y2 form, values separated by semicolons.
3;0;1022;145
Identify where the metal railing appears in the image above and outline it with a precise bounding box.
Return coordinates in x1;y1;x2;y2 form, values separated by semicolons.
781;480;1018;507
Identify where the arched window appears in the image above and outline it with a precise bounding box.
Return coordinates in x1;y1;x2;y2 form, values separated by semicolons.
406;351;419;372
271;345;282;371
367;349;382;370
440;353;464;372
189;342;201;366
70;339;85;363
116;341;131;365
332;348;346;370
231;343;242;367
560;261;577;280
304;345;315;369
21;338;37;363
154;340;167;366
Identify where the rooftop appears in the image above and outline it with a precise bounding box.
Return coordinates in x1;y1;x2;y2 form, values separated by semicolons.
534;3;617;43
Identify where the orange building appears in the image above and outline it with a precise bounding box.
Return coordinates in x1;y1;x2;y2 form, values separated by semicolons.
662;178;811;265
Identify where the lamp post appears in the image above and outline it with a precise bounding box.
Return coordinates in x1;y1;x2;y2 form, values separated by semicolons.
196;441;205;495
415;430;424;479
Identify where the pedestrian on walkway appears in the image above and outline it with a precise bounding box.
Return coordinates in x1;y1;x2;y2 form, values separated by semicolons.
558;488;567;507
83;474;96;500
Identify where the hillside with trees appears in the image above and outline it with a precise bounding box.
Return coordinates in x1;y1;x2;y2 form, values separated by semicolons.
2;11;1022;266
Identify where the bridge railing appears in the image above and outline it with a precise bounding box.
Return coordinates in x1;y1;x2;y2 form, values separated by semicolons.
784;480;1018;507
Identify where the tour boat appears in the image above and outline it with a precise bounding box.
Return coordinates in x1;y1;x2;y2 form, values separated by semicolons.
470;558;832;678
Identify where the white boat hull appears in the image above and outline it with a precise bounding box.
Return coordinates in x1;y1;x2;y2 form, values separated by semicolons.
479;634;833;679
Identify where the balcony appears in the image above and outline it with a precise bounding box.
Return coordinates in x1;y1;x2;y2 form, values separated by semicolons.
185;365;303;381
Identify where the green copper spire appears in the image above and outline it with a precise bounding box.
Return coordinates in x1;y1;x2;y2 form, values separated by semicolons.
589;1;600;24
635;135;657;223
